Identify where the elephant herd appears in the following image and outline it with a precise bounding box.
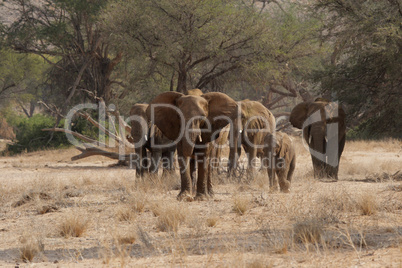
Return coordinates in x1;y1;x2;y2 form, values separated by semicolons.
129;90;346;201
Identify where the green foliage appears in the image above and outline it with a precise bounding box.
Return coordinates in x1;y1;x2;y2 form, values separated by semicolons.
346;119;383;140
313;0;402;138
2;0;118;106
0;48;48;109
103;0;273;92
5;114;70;154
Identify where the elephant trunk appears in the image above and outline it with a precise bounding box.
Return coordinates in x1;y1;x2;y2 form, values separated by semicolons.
182;119;202;157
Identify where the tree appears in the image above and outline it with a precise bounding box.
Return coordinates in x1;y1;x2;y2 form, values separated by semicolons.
0;48;48;117
312;0;402;138
103;0;274;94
103;0;325;117
2;0;122;111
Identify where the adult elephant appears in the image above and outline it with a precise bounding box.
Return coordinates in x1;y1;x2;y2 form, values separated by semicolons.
146;91;239;201
129;104;176;178
228;100;276;179
289;98;346;180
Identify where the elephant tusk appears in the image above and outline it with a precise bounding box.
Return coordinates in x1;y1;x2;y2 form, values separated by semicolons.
198;135;202;143
145;135;148;141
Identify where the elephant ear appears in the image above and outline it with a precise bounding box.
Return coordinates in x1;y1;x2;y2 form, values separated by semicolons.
202;92;239;138
290;102;310;129
146;91;184;141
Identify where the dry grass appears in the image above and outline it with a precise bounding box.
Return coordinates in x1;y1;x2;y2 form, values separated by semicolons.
246;259;273;268
124;192;147;213
116;232;137;245
206;216;219;227
155;204;187;232
356;193;378;216
293;218;324;245
116;205;136;222
233;195;250;216
19;236;44;263
59;214;89;238
0;140;401;267
346;139;401;151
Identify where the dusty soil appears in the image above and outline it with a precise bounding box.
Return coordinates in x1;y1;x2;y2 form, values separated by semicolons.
0;139;401;267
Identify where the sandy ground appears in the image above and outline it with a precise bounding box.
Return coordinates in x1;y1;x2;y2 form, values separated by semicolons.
0;139;401;267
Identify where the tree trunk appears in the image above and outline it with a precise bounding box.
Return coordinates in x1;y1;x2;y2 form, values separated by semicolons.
176;70;188;94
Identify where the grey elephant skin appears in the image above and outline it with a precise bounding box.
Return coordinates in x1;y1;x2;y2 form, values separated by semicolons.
146;91;239;201
130;104;176;178
289;98;346;180
228;100;276;179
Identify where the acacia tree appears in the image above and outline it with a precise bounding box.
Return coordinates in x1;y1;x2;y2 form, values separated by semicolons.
103;0;274;94
2;0;122;111
104;0;324;117
0;48;48;117
313;0;402;137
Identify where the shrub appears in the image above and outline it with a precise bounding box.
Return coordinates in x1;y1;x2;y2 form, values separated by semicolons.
5;114;69;154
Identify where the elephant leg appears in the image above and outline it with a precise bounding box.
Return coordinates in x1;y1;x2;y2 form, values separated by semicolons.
209;146;217;175
311;155;326;179
195;146;210;201
216;146;222;175
228;135;241;177
161;149;175;177
277;168;290;193
246;146;257;181
326;134;345;180
266;159;277;190
309;124;327;179
135;147;145;178
206;145;214;197
227;146;236;177
150;149;161;174
287;156;296;184
176;142;193;201
167;148;176;170
190;157;197;193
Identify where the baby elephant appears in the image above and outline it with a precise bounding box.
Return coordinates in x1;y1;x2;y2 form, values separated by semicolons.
263;132;296;193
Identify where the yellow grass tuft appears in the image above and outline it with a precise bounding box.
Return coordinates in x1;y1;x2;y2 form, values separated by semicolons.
156;204;186;232
116;206;136;222
117;233;137;245
233;196;250;216
357;193;378;216
293;219;323;244
19;237;44;263
59;215;88;238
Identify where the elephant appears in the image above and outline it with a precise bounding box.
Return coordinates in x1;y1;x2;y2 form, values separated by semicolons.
146;91;239;201
263;131;296;193
129;104;176;178
289;98;346;180
209;125;230;175
129;90;204;178
187;88;204;96
228;100;276;180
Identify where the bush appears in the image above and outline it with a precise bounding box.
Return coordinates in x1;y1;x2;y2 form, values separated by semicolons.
5;114;70;154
